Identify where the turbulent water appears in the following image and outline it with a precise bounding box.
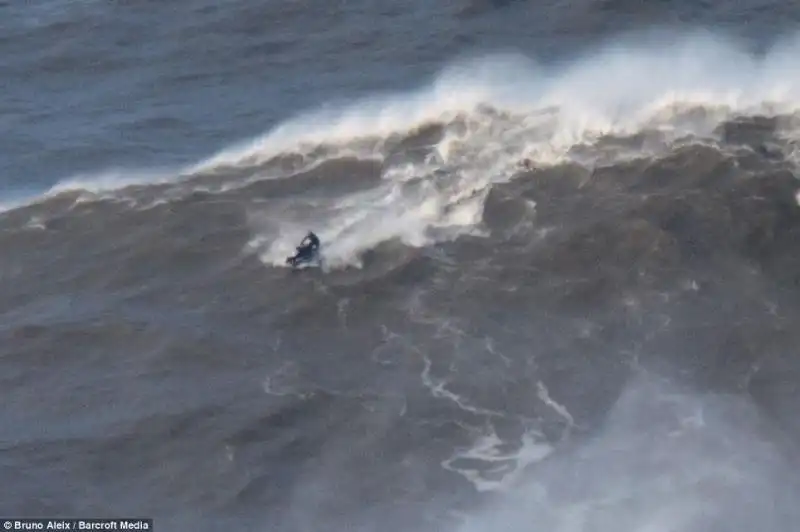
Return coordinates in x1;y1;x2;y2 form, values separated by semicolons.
4;1;800;531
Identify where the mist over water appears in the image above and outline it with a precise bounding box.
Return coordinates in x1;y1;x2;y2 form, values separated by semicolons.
3;2;800;531
456;376;800;532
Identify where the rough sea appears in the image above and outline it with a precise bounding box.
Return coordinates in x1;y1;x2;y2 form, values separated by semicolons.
4;1;800;531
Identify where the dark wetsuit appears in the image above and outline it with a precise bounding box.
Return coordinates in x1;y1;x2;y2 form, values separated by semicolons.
294;232;320;261
305;232;320;251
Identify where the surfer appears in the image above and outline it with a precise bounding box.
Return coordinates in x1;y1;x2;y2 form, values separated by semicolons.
300;231;320;254
287;231;321;266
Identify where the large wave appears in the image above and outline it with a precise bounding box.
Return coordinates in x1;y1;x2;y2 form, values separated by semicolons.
234;31;800;269
12;30;800;269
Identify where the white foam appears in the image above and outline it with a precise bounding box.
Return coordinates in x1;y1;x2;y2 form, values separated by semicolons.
0;167;182;215
44;168;176;196
442;427;554;493
251;175;488;269
536;381;576;428
419;353;507;419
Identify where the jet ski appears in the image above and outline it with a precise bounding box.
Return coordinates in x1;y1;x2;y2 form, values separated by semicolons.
286;247;322;269
286;231;324;270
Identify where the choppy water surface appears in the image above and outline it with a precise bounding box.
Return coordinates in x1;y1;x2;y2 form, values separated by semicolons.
3;1;800;531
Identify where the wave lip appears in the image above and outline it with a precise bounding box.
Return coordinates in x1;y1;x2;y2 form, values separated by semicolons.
192;31;800;176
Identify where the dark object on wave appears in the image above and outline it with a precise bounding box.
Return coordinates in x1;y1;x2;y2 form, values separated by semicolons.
285;248;322;269
286;231;323;269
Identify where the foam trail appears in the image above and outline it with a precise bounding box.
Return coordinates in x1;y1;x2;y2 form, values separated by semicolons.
253;177;488;269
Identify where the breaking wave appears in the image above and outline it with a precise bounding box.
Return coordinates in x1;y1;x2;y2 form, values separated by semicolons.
7;30;800;271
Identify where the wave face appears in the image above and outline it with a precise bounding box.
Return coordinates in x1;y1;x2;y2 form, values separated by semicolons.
3;3;800;531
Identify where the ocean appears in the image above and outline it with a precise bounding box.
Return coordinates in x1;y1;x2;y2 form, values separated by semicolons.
3;1;800;531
